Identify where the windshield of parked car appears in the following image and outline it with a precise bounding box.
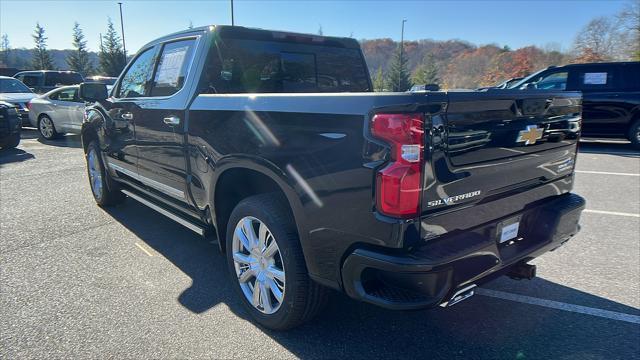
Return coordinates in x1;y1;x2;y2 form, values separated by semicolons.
508;68;548;89
0;78;33;93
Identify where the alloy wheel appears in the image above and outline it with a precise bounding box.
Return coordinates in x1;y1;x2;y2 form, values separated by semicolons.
39;117;54;139
232;216;286;314
87;148;103;200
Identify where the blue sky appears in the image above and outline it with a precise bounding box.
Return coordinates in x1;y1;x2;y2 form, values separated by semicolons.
0;0;629;54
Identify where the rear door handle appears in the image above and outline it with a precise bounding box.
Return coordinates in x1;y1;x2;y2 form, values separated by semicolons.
121;112;133;120
163;116;181;126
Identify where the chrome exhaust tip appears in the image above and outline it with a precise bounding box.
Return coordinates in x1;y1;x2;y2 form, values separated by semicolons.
440;284;477;307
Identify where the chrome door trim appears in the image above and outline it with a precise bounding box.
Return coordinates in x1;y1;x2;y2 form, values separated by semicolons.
121;189;204;236
108;162;185;200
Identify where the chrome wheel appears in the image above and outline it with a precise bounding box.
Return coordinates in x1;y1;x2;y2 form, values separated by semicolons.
39;116;54;139
232;216;285;314
87;148;103;200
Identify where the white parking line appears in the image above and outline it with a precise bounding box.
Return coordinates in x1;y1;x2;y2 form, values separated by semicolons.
134;242;154;257
575;170;640;177
476;288;640;324
583;209;640;218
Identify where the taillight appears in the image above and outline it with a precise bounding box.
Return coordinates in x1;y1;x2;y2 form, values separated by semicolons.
26;101;31;110
371;113;424;217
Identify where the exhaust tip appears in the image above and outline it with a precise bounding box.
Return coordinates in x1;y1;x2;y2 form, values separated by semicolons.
440;284;477;307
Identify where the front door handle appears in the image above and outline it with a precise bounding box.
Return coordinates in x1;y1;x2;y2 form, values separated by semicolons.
163;116;181;126
121;112;133;120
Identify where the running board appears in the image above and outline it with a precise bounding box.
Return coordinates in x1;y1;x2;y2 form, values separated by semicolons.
121;189;206;236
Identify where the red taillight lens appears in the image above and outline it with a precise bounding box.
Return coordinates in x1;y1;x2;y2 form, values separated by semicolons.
371;113;424;217
26;101;31;110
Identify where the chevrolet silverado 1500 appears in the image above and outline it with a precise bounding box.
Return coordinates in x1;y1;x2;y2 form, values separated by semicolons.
79;25;585;330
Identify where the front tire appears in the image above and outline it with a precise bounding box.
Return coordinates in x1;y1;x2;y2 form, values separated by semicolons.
628;119;640;149
226;193;328;330
85;141;125;206
38;114;58;140
1;133;20;149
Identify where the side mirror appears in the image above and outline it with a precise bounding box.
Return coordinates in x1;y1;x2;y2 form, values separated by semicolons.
79;82;108;101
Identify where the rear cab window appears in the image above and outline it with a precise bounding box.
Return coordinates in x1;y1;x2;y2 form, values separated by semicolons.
202;35;371;94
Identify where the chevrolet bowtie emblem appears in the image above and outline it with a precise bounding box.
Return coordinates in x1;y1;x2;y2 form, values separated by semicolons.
516;125;544;145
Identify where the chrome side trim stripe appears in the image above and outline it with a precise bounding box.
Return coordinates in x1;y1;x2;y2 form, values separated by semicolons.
121;189;205;236
108;162;185;200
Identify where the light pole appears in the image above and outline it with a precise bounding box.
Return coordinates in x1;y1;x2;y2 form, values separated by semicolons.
231;0;235;26
399;19;407;91
118;2;127;62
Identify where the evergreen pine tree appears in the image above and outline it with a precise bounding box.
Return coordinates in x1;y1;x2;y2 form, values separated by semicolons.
31;23;54;70
0;34;10;67
386;45;411;91
412;55;439;85
99;18;126;76
66;22;93;76
373;67;386;91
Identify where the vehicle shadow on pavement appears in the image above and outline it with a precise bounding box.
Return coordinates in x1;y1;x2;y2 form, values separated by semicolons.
578;141;639;157
103;200;639;359
0;148;35;165
37;134;82;148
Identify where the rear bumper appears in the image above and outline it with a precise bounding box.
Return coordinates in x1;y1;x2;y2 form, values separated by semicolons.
341;193;585;310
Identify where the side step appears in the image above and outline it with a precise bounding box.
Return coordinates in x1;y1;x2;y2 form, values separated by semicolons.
121;189;206;237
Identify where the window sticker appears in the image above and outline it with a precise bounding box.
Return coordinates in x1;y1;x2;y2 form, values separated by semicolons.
155;46;188;86
583;72;607;85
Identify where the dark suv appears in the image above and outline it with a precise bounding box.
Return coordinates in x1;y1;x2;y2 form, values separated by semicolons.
14;70;84;94
512;62;640;147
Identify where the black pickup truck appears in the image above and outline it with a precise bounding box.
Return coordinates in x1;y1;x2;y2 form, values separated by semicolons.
79;25;585;330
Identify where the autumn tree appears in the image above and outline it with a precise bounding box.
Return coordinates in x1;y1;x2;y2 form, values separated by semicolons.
66;22;93;76
31;22;53;70
373;67;385;91
616;0;640;60
412;54;439;85
572;17;619;61
386;45;412;91
99;18;126;76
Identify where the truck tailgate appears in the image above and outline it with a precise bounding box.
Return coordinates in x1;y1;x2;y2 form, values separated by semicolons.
421;90;582;229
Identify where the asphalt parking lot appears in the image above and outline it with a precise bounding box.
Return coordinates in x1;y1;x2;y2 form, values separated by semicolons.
1;130;639;359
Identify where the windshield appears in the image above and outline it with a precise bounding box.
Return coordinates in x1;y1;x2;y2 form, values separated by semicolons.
507;68;548;89
0;78;33;93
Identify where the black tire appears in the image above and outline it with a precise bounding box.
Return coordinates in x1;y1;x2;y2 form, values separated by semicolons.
226;193;329;330
38;114;59;140
1;133;20;149
628;119;640;149
85;140;125;207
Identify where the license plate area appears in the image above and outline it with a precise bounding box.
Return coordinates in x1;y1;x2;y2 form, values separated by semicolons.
496;215;522;245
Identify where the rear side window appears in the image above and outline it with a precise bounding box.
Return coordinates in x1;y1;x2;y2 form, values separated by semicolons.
202;39;370;94
150;38;197;97
117;47;157;98
19;74;42;87
574;68;616;91
617;64;640;91
45;72;83;86
50;88;80;102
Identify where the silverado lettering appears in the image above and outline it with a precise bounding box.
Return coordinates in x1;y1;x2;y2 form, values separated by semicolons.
427;190;482;207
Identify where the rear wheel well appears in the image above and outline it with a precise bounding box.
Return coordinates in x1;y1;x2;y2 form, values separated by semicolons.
214;168;291;251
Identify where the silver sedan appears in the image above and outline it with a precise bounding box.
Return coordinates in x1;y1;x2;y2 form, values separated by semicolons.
28;85;84;140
